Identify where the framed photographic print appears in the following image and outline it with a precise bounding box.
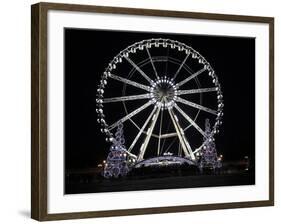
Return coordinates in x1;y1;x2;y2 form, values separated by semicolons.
31;2;274;221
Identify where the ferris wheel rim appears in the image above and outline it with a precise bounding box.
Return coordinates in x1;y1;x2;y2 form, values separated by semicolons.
96;38;224;161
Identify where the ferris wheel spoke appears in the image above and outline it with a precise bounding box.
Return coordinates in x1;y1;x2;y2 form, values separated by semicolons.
128;106;158;152
165;137;177;154
167;107;195;160
177;87;217;96
108;100;153;130
124;57;153;84
146;47;159;79
175;67;206;88
160;117;171;155
137;106;161;161
174;104;208;138
103;93;151;103
178;141;182;157
173;53;190;80
109;73;151;92
175;97;217;115
165;47;169;76
160;132;177;139
157;109;164;156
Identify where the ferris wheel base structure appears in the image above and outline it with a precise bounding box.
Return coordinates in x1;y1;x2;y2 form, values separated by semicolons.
132;155;196;169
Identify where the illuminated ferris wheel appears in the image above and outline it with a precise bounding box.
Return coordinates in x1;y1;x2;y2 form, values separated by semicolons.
96;38;223;164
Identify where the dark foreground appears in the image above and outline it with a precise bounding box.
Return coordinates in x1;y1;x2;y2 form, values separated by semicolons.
65;165;255;194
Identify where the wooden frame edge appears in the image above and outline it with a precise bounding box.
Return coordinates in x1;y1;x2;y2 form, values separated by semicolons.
31;3;40;220
269;18;274;205
31;3;48;221
31;2;274;221
36;2;274;23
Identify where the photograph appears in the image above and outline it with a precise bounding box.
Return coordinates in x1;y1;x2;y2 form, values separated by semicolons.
30;2;274;220
0;0;277;223
64;28;255;194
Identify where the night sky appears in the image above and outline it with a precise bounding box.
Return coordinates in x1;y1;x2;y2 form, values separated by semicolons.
64;28;255;170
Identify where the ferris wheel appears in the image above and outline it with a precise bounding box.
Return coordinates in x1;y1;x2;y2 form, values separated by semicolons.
96;38;223;164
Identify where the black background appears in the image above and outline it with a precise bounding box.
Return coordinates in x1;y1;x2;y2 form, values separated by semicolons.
65;28;255;170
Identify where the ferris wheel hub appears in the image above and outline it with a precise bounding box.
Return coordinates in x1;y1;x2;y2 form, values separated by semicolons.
151;77;176;109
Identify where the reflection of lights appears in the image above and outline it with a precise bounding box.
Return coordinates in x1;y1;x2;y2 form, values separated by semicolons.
103;160;106;164
97;164;103;167
244;156;249;159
